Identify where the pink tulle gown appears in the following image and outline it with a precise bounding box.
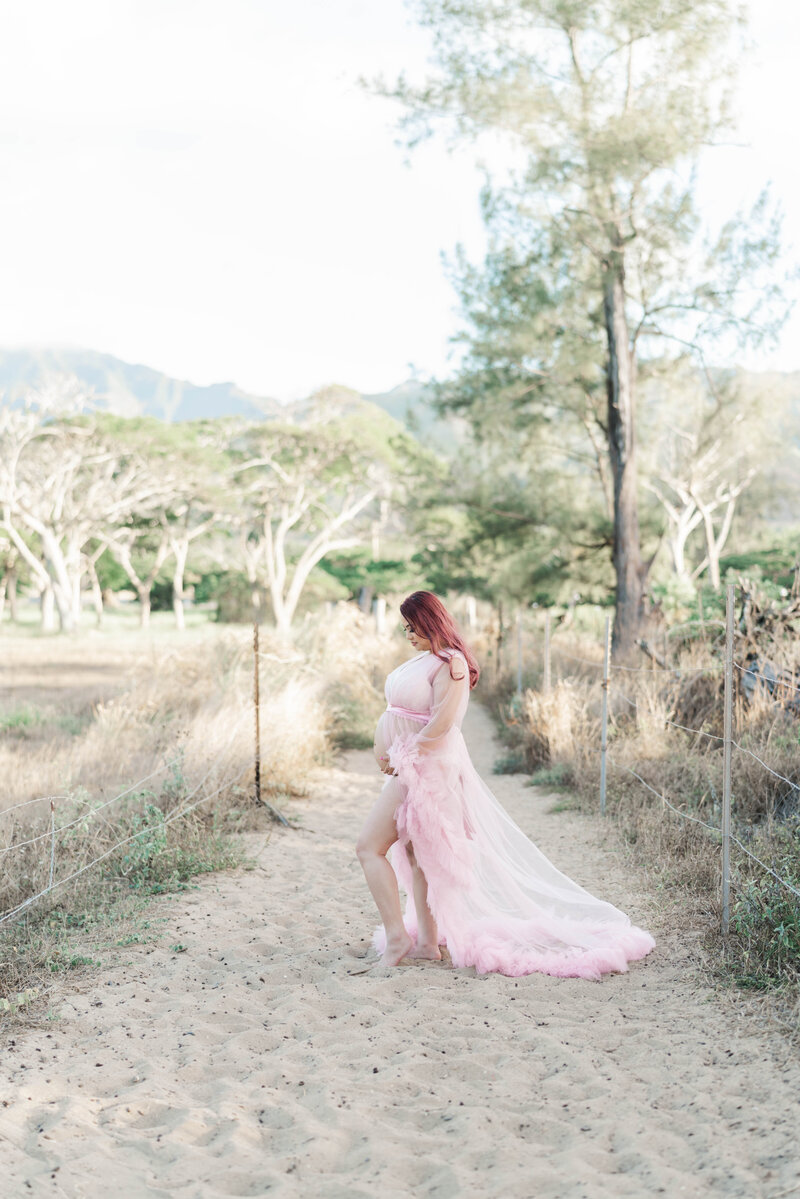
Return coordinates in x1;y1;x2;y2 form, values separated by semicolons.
372;649;655;980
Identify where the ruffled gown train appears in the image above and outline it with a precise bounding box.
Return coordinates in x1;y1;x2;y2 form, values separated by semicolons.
371;649;655;980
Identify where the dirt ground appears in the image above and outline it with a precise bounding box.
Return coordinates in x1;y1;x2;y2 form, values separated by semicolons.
1;702;799;1198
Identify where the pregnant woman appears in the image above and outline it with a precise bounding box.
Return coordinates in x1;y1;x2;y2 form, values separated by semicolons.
356;590;655;979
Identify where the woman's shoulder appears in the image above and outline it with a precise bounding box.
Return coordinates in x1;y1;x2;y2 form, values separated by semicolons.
432;648;468;679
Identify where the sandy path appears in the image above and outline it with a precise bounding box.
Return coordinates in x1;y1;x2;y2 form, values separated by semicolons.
2;704;799;1198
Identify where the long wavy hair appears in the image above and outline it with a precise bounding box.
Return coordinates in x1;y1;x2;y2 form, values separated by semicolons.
399;591;480;690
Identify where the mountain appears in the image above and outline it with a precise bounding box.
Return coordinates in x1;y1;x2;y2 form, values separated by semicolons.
0;347;282;422
0;346;459;445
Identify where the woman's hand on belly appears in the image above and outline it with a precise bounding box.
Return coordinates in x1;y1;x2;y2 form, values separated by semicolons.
373;736;394;775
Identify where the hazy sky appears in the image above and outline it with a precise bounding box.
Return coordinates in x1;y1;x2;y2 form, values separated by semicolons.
0;0;797;401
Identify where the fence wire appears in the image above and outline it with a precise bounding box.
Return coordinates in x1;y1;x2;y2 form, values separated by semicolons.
0;765;245;927
532;618;800;913
552;647;724;678
0;794;70;819
611;684;726;746
0;707;251;926
608;757;800;902
0;754;188;855
607;758;724;836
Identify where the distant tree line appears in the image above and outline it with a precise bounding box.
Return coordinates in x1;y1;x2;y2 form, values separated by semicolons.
0;381;434;635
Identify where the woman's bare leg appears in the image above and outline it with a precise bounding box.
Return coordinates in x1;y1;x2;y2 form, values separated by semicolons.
407;843;442;960
355;779;413;966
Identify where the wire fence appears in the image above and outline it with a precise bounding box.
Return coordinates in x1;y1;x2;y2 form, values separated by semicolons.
0;706;252;929
514;584;800;934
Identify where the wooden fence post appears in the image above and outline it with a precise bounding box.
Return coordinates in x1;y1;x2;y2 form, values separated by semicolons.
543;609;551;696
600;615;611;816
253;620;262;808
721;583;735;935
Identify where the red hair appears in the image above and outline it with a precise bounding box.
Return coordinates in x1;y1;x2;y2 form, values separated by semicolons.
399;591;480;690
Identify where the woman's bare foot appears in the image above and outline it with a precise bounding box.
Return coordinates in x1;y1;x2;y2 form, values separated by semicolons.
409;941;442;961
379;931;414;967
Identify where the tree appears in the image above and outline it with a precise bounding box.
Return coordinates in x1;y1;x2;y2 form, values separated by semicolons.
95;416;227;628
226;396;419;636
378;0;786;653
642;366;779;589
0;385;131;631
0;536;19;624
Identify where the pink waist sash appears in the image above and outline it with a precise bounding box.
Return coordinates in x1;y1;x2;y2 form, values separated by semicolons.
386;704;429;723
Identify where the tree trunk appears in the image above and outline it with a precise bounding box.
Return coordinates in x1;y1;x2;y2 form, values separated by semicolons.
71;565;82;626
603;245;648;657
694;494;737;591
66;537;83;628
700;505;721;590
41;583;56;631
273;604;291;639
7;569;17;622
51;577;74;632
138;587;152;628
86;557;104;627
670;503;703;585
172;542;189;631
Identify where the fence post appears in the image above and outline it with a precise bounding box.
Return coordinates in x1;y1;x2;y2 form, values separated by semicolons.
600;615;611;816
516;610;523;695
48;799;56;890
543;609;551;696
721;583;734;935
253;619;262;808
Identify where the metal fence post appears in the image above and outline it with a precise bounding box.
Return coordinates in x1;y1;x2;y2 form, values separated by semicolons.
600;615;611;816
721;583;734;935
253;620;262;808
48;799;56;890
543;609;551;696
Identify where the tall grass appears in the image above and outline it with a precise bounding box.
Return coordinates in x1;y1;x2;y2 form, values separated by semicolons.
484;635;800;1031
0;606;397;1015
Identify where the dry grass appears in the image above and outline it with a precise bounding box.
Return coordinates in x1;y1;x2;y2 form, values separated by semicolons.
485;632;800;1025
0;606;399;1013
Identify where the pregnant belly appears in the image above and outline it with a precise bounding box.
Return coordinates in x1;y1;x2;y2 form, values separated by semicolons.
374;711;427;761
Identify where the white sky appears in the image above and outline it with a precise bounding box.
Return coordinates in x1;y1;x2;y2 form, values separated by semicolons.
0;0;797;402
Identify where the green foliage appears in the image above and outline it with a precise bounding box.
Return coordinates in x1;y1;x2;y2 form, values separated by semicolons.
119;803;170;889
150;578;175;611
94;549;129;592
492;749;528;774
529;763;573;789
727;825;800;990
0;704;43;733
209;570;260;623
649;575;701;619
114;802;240;894
48;952;100;973
720;544;799;592
194;569;229;604
320;550;419;599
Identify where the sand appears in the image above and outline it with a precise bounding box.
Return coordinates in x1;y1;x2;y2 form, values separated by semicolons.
2;702;799;1198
